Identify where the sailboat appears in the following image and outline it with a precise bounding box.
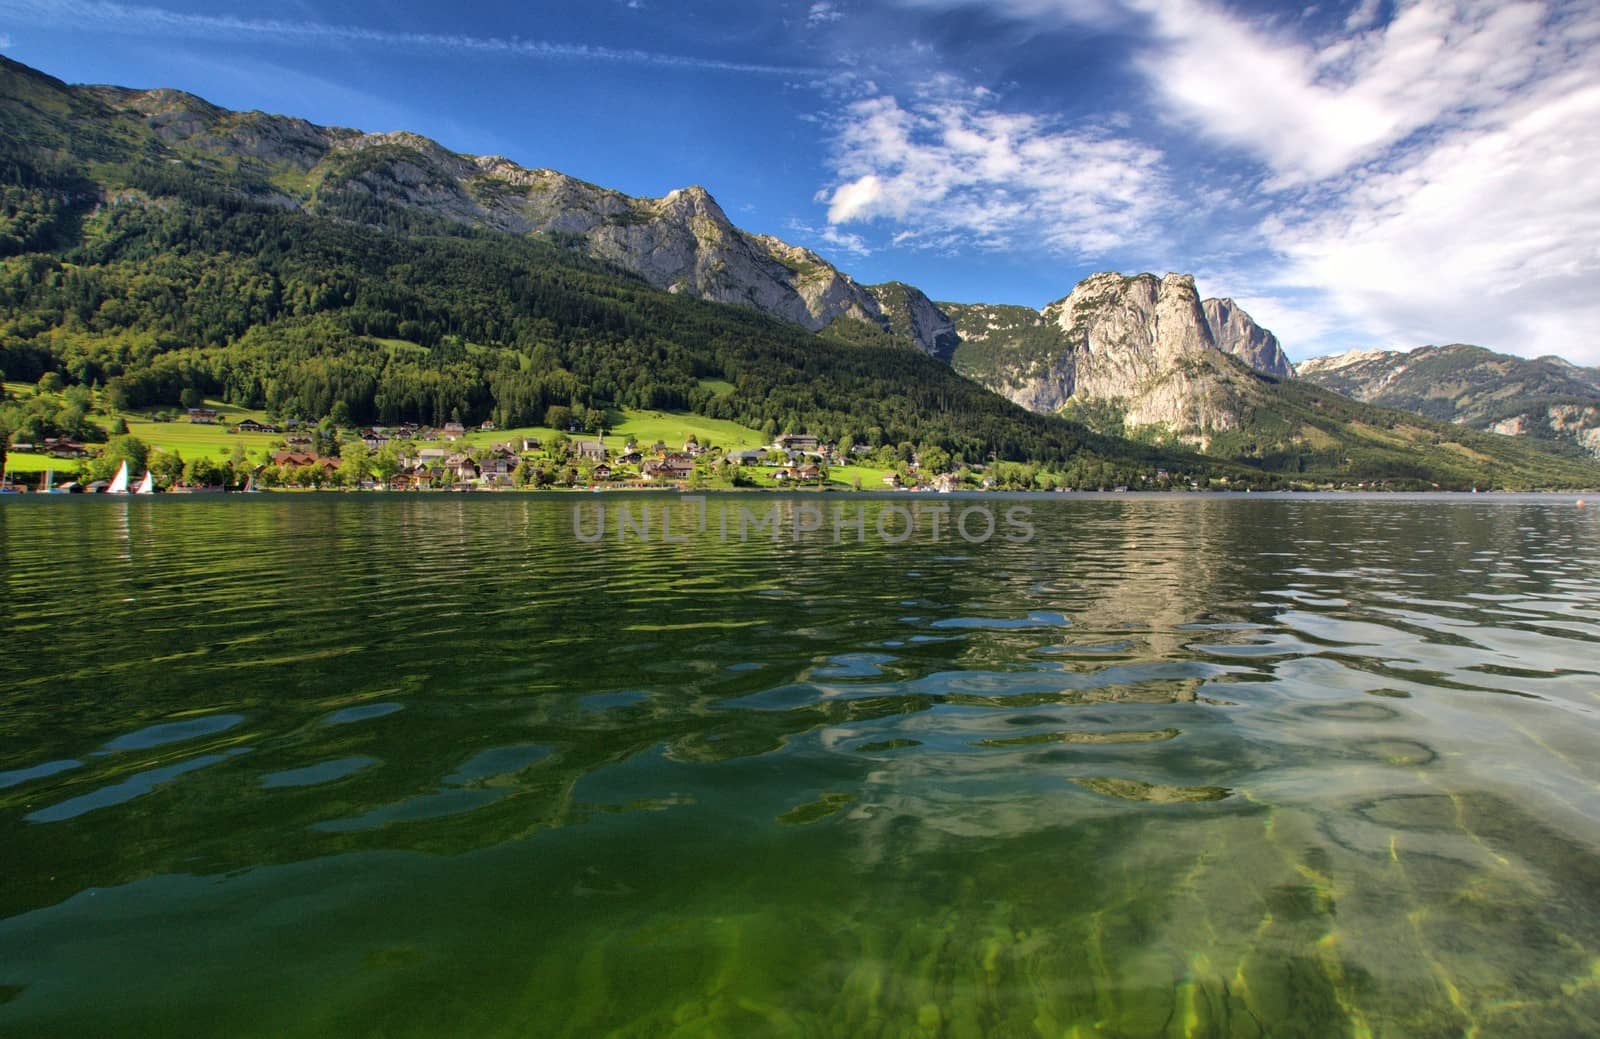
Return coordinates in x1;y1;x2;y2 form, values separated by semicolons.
107;460;130;494
133;470;155;495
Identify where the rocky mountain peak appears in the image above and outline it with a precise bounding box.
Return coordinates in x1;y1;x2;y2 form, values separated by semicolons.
659;184;730;223
1201;297;1294;379
952;270;1293;439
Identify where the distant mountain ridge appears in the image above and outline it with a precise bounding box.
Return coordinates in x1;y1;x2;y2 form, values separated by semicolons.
1299;345;1600;458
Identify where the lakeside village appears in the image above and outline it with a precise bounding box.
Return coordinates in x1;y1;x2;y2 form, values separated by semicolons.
0;379;1222;494
2;409;1048;495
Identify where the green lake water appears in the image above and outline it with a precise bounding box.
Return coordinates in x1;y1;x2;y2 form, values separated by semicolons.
2;493;1598;1037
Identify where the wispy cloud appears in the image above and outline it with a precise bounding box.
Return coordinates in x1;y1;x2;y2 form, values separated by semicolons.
0;0;818;76
808;2;845;27
0;32;13;49
1127;0;1559;187
787;220;872;257
816;83;1171;257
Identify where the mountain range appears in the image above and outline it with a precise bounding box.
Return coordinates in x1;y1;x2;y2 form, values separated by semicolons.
2;55;1597;490
1300;345;1600;459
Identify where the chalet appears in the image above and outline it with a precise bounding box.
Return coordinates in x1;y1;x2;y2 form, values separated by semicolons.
235;419;279;434
43;438;89;458
777;464;822;483
416;448;449;466
728;449;766;466
617;450;643;465
271;451;340;473
389;464;428;491
683;439;703;456
187;408;219;424
775;433;818;452
882;472;902;488
480;420;496;432
479;451;518;483
445;453;480;481
286;434;313;447
361;430;391;451
521;437;542;452
440;422;467;440
650;440;668;456
573;440;607;462
642;457;694;481
850;444;875;456
591;463;612;480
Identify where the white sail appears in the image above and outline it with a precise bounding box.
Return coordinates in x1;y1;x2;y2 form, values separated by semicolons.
108;460;130;494
134;470;155;495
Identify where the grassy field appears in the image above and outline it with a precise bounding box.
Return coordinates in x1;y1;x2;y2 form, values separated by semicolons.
823;463;901;490
4;453;63;475
121;420;281;461
444;410;770;454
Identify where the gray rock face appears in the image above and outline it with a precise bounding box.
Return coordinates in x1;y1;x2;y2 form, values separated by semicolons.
1047;273;1216;401
1203;298;1295;378
99;88;959;354
867;282;960;359
948;272;1292;438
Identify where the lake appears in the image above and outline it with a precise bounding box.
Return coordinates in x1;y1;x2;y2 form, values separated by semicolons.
1;493;1598;1037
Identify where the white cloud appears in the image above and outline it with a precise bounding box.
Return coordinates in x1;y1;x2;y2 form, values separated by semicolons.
788;221;873;257
1343;0;1382;30
0;0;814;76
1127;0;1557;187
1263;70;1600;362
817;88;1171;257
808;2;844;26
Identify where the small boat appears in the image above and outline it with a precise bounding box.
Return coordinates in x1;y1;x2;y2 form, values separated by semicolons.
107;460;130;494
133;470;155;495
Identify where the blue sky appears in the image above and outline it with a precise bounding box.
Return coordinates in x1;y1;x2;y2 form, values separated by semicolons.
3;0;1599;363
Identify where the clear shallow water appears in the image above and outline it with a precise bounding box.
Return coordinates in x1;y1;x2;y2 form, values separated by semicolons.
1;493;1598;1037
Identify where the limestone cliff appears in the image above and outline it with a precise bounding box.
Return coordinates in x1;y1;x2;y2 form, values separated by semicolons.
948;273;1288;440
1202;298;1295;378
